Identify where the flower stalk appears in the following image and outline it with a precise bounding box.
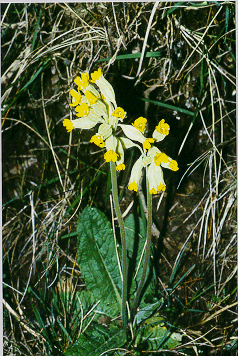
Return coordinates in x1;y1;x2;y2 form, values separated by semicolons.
131;169;152;321
110;161;128;330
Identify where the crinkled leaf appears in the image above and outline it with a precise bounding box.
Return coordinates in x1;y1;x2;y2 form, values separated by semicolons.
65;322;126;356
77;207;122;317
135;316;183;350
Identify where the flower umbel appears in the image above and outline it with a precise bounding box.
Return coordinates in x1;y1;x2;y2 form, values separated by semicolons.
64;69;178;190
64;69;128;166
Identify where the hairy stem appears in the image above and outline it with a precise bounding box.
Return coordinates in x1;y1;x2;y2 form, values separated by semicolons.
131;172;152;321
110;161;127;330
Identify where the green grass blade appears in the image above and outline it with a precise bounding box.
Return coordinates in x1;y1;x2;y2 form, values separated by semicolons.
171;264;196;292
140;97;195;116
31;8;41;52
185;284;215;308
97;51;164;63
60;231;78;240
57;319;73;342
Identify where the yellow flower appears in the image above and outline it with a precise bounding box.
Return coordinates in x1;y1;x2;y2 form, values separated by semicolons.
90;134;105;148
69;89;81;107
147;162;166;194
116;163;126;171
153;119;170;142
157;183;166;191
169;160;179;171
143;138;155;151
91;68;103;82
154;152;169;166
149;187;157;195
90;69;117;109
85;91;98;105
63;119;74;132
112;107;126;120
127;157;144;192
74;72;89;89
156;119;170;135
132;117;147;133
75;103;90;117
128;181;139;192
104;150;119;162
154;152;179;172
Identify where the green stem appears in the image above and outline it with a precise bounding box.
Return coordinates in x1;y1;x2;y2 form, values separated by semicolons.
131;172;152;321
110;161;127;330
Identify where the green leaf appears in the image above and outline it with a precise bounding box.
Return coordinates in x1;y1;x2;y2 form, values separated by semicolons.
125;214;147;260
65;322;126;356
135;316;183;350
134;299;164;325
77;207;122;317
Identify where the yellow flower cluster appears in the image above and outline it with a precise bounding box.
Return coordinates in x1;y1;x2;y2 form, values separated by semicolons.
119;117;179;194
63;69;127;171
63;68;179;193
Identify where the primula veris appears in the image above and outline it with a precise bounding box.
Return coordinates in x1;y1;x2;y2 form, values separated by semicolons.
143;138;155;151
90;69;117;110
112;107;126;120
63;69;178;190
90;133;105;148
104;150;118;163
132;117;147;133
69;89;81;107
74;72;89;89
63;119;74;132
128;157;144;192
153;119;170;142
75;103;90;117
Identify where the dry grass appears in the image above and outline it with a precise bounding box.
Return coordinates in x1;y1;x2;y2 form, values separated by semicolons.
2;2;237;355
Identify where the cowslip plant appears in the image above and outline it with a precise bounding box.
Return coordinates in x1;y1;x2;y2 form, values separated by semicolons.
63;68;180;354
